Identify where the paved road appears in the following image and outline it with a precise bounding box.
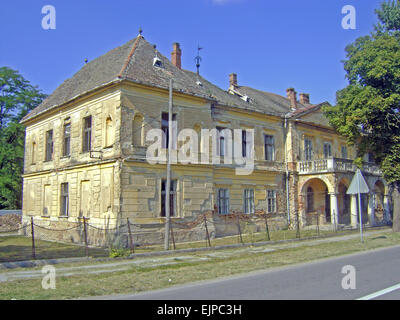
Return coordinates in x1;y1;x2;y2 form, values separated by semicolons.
102;245;400;300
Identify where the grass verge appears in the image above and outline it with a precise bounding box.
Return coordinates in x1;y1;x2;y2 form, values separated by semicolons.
0;230;398;300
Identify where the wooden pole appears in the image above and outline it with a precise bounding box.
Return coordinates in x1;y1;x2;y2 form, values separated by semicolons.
264;212;270;241
83;217;89;257
31;217;36;260
127;218;134;254
164;79;173;251
170;223;176;250
237;215;243;244
204;215;211;247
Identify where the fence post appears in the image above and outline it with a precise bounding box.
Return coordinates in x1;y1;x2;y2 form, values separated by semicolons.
31;216;36;260
264;212;270;241
296;211;301;239
83;217;89;257
127;218;134;254
316;212;320;236
204;215;211;247
170;223;176;250
237;215;244;244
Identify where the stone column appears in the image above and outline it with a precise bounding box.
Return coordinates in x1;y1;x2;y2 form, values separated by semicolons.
384;194;391;223
368;193;375;227
330;193;339;228
350;195;358;227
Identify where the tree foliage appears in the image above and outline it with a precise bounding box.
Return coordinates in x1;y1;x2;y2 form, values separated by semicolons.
0;67;46;209
324;1;400;190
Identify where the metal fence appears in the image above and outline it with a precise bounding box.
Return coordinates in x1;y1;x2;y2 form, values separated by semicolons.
0;210;364;263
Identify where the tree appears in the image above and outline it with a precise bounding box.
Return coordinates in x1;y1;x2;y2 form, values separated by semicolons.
0;67;46;209
324;0;400;231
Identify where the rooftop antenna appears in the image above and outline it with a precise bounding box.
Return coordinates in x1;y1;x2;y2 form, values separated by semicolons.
195;45;203;75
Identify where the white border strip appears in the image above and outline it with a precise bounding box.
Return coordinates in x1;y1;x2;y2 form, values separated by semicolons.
357;283;400;300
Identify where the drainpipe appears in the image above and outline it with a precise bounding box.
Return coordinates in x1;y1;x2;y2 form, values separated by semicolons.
284;116;291;225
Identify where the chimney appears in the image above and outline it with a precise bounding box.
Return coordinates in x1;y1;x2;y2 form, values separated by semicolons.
229;73;238;87
300;93;310;105
171;43;182;69
286;88;297;110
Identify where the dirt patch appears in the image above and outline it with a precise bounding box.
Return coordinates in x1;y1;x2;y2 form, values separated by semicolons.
0;215;22;232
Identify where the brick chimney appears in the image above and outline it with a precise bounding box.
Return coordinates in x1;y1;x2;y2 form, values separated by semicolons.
229;73;238;87
286;88;297;110
171;43;182;69
300;93;310;105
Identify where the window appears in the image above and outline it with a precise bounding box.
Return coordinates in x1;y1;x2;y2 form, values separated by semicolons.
244;189;255;214
217;188;230;214
31;142;36;164
60;183;69;216
264;135;275;161
304;138;313;161
43;185;51;216
82;116;92;152
63;122;71;157
306;187;314;212
132;114;144;146
45;130;53;161
267;190;277;213
161;113;177;149
341;146;348;159
161;180;176;217
323;142;332;159
216;127;226;157
105;117;113;147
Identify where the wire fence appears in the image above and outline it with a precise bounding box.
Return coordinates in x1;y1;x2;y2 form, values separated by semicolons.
0;209;387;263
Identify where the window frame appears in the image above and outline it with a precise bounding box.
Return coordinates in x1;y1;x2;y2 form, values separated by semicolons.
243;189;255;214
82;116;92;153
60;183;69;217
63;122;71;157
267;190;277;213
45;130;54;162
217;188;230;215
264;134;275;161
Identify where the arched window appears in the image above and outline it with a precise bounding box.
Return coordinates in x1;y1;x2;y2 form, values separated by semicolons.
307;187;314;212
133;114;143;146
105;116;113;147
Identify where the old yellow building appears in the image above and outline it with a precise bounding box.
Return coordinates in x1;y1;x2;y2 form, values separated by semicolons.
21;33;391;242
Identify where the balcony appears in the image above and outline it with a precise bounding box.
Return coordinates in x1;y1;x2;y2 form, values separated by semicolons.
297;158;382;175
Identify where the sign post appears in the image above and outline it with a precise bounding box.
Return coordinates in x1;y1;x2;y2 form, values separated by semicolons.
347;169;370;243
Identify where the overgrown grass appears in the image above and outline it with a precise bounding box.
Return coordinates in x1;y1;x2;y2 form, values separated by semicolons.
0;236;108;263
0;227;380;263
0;230;398;300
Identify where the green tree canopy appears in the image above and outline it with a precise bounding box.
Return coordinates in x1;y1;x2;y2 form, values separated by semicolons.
0;67;46;209
324;0;400;189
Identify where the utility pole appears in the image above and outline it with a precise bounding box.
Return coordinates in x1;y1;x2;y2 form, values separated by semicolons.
164;79;173;250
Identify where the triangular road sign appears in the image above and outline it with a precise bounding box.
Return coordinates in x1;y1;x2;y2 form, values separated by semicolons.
347;169;370;195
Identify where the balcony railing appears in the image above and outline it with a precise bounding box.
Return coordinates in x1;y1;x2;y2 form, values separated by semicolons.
297;158;382;175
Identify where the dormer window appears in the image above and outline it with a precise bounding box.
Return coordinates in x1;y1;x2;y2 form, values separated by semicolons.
153;56;163;68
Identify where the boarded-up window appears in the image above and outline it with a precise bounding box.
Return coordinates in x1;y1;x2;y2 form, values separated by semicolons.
31;142;36;164
105;117;113;147
132;114;143;146
101;168;113;213
43;185;52;216
80;181;91;217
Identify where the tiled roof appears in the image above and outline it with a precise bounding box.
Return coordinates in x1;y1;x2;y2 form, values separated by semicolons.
21;35;326;123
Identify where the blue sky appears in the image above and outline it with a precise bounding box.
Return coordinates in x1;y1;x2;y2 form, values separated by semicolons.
0;0;384;105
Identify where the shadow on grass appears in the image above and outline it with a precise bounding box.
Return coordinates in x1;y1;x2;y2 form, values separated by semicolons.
0;236;109;263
